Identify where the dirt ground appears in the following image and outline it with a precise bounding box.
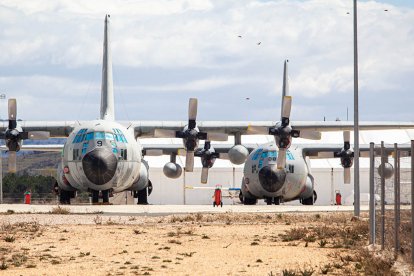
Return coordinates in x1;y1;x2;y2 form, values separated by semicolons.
0;211;401;275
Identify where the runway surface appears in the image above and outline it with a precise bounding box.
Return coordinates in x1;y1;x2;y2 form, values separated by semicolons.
0;204;377;216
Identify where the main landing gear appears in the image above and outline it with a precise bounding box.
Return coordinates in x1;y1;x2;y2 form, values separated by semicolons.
264;196;281;205
90;189;112;205
133;180;153;205
59;190;76;205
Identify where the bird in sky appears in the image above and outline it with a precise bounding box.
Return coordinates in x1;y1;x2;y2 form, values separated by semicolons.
257;42;261;45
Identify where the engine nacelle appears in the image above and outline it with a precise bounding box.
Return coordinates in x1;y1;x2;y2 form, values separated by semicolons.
163;162;183;179
228;145;249;165
56;162;76;191
130;159;149;190
300;176;314;200
377;162;394;179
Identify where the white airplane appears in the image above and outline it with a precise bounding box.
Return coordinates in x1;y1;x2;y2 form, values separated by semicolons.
3;15;413;205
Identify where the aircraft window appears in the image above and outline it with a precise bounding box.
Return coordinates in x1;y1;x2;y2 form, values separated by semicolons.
82;148;87;155
268;151;277;157
95;132;105;139
73;149;79;160
120;149;127;160
261;152;268;158
105;133;114;140
112;148;118;154
287;151;294;160
86;133;94;141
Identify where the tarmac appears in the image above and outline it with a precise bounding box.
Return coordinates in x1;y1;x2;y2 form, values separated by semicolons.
0;204;378;216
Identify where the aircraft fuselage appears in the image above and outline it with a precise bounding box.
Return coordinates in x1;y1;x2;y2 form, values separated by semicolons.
58;120;142;193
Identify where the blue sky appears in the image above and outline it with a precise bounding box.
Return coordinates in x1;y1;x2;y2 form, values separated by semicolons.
0;0;413;122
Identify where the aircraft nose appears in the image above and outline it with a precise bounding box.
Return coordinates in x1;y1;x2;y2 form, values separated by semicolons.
82;148;118;185
258;166;286;193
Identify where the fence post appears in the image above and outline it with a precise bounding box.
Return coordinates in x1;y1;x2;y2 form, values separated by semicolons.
394;143;399;255
411;140;414;263
369;142;375;244
381;141;385;250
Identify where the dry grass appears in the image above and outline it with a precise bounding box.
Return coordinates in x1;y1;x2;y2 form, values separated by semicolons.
50;206;70;214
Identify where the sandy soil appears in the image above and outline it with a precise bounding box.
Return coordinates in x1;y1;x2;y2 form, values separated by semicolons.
0;212;376;275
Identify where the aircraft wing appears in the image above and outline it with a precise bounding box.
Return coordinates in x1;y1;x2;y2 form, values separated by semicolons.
301;143;413;158
2;120;414;138
142;143;257;157
0;121;75;137
132;121;414;138
0;144;64;152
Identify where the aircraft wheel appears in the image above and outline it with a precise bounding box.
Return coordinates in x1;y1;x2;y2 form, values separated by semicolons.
59;190;71;205
273;197;281;205
243;197;257;205
137;188;148;205
213;202;216;207
301;191;317;206
220;202;223;207
265;197;272;205
92;190;99;204
102;190;110;203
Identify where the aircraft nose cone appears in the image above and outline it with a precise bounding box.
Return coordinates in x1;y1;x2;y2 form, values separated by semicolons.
258;166;286;193
82;148;117;185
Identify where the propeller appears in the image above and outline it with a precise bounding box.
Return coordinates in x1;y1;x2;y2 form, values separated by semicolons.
154;98;228;172
0;99;50;173
195;141;219;184
333;131;354;184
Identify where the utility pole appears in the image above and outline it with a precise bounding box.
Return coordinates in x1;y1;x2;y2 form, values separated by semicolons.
353;0;360;217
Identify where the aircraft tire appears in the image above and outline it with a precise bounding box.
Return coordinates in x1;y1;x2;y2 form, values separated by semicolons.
92;190;99;204
301;191;317;205
102;190;110;203
265;197;272;205
59;190;71;205
243;197;257;205
137;188;148;205
273;197;281;205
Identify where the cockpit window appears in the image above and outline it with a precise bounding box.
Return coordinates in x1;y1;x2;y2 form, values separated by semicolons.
113;128;128;144
73;128;88;143
95;132;105;139
86;132;94;141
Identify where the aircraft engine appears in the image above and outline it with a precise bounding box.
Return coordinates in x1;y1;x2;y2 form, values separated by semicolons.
228;145;249;165
130;160;149;191
300;176;315;201
195;141;219;183
163;162;183;179
334;131;354;184
153;98;227;172
378;162;394;179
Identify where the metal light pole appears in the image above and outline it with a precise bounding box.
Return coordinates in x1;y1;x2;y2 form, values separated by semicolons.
353;0;360;217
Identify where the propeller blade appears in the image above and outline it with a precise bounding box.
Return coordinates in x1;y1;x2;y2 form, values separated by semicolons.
300;130;321;140
206;132;228;141
8;151;17;173
201;167;209;184
343;131;350;143
344;167;351;184
154;129;177;138
281;96;292;119
185;150;194;172
27;131;50;140
282;59;289;98
188;98;198;121
277;148;287;169
246;125;269;135
8;98;17;129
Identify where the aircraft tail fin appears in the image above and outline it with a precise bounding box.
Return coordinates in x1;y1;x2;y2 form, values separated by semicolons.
100;14;115;121
280;59;289;114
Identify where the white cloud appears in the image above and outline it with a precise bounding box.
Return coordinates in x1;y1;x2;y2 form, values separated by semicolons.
0;0;412;121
